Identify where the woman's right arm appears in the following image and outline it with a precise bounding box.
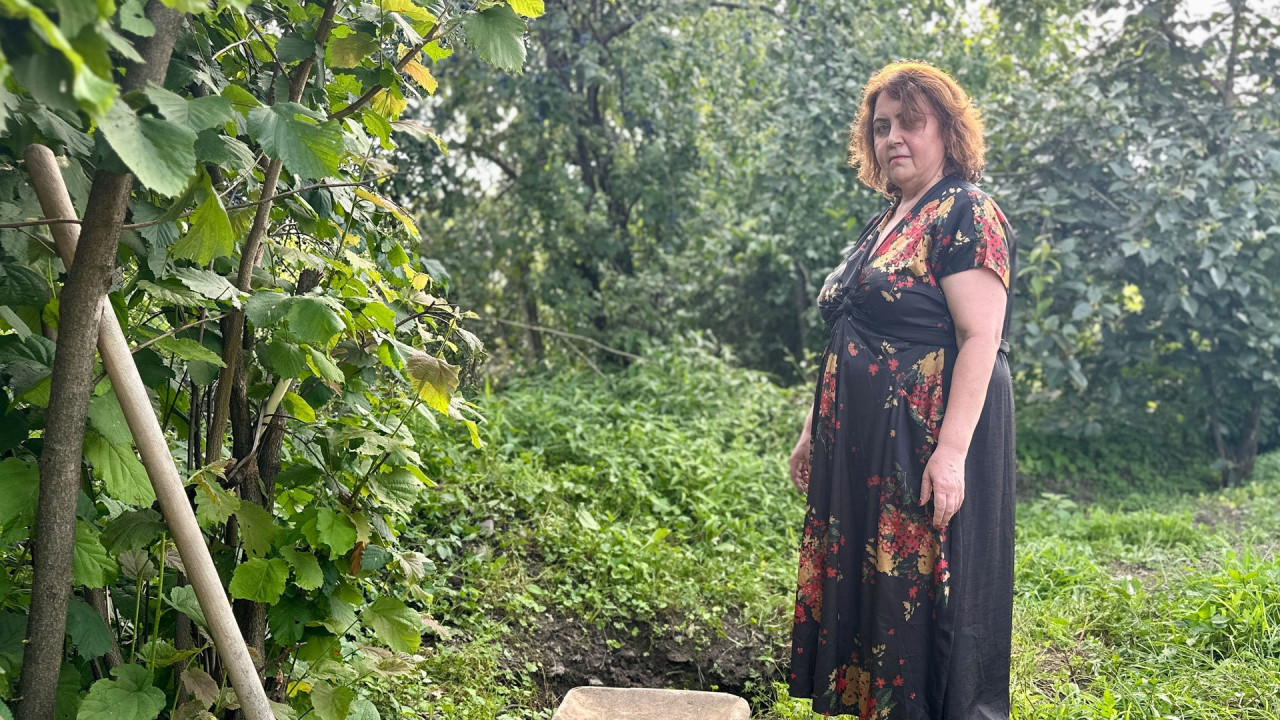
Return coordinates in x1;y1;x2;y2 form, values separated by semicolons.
789;402;815;494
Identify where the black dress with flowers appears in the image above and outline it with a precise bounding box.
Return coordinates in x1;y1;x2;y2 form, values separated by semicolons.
788;174;1016;719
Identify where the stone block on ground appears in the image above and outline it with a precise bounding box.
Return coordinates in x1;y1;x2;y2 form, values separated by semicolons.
553;686;751;720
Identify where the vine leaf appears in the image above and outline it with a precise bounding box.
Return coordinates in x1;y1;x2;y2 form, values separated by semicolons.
0;262;51;307
145;83;234;132
167;586;208;631
77;664;166;720
326;32;379;68
235;502;278;558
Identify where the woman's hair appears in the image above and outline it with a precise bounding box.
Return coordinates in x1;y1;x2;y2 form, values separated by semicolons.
847;61;986;198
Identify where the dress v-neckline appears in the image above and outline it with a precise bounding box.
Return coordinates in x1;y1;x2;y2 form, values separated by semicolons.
867;175;956;258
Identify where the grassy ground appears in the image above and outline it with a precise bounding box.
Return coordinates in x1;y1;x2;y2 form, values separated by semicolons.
379;347;1280;719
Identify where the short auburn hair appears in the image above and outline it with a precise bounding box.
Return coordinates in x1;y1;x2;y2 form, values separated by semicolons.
847;61;986;198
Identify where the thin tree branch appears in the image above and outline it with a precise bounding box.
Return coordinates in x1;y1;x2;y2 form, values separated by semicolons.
475;317;646;361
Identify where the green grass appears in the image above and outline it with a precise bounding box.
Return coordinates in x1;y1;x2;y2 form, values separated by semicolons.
382;346;1280;719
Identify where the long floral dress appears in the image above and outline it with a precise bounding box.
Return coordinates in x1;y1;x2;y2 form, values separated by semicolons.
788;174;1016;719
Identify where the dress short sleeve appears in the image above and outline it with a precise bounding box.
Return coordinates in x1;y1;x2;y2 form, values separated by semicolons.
934;190;1012;289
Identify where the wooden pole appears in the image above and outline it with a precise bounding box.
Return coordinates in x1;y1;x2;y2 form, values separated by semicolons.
24;144;273;720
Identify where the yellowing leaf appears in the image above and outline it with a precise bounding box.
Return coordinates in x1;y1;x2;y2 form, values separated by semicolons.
403;57;438;94
405;352;458;414
326;32;379;68
355;187;419;238
381;0;437;32
370;87;408;121
508;0;545;18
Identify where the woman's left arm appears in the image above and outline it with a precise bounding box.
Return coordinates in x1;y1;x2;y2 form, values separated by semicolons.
919;267;1008;530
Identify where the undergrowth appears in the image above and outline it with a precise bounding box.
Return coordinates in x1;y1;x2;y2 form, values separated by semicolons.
375;345;1280;719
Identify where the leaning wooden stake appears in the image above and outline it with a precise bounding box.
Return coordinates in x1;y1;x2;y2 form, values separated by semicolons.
25;144;273;720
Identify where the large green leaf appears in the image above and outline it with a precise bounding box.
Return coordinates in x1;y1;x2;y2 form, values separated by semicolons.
166;586;207;631
87;390;132;444
405;352;458;414
99;100;197;196
363;596;421;653
76;664;165;720
83;433;155;507
170;181;234;265
72;522;117;589
315;508;357;556
347;698;380;720
310;682;354;720
228;557;289;604
280;391;316;423
287;296;346;345
66;598;113;660
100;509;165;554
171;267;241;304
244;291;290;328
325;32;379;68
368;468;423;513
462;5;527;73
281;547;324;590
0;458;39;531
145;84;233;132
235;502;278;558
0;262;50;308
307;348;345;383
247;103;344;179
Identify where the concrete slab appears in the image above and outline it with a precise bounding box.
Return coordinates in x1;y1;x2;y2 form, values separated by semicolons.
552;686;751;720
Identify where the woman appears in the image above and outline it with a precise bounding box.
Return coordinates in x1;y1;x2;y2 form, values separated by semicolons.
787;61;1016;719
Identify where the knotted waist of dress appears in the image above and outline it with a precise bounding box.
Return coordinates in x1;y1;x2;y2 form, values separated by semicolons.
835;294;1011;355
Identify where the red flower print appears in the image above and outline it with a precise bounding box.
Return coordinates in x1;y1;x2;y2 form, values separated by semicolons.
893;675;904;687
888;358;899;371
868;363;880;376
875;677;886;689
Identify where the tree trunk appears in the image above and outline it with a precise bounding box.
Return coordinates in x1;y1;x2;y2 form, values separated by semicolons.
16;5;185;717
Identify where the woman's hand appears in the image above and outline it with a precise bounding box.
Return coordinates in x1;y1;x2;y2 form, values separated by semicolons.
919;445;966;529
789;432;812;494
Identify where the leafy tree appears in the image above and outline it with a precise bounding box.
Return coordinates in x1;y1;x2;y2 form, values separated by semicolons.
988;0;1280;484
0;0;534;715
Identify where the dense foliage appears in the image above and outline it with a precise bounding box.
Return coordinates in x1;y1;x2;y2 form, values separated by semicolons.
401;0;1280;482
0;0;1277;718
0;0;534;716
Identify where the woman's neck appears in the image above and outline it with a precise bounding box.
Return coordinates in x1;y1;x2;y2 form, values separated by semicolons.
896;168;947;212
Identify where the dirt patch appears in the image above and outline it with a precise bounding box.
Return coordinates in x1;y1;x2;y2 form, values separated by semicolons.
505;606;788;711
1193;504;1248;533
1034;643;1093;691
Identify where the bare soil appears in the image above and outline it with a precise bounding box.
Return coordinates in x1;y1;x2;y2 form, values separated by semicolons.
504;606;788;711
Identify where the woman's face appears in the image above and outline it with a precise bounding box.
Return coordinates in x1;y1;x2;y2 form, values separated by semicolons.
872;94;948;200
